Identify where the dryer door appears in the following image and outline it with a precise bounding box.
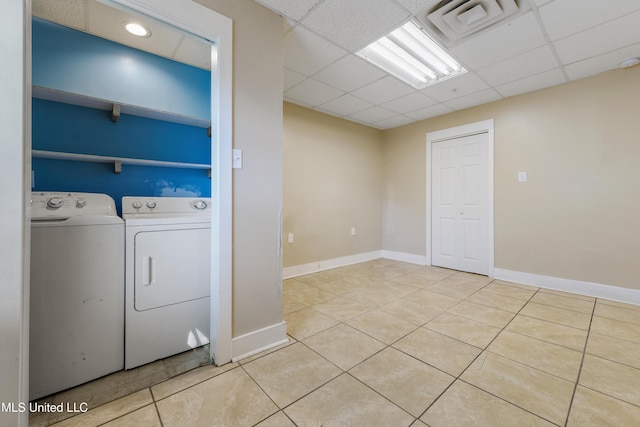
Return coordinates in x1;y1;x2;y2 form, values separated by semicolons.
134;227;211;311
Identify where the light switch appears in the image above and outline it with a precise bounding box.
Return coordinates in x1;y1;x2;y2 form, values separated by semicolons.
351;227;356;236
287;233;294;243
518;171;527;182
232;149;243;169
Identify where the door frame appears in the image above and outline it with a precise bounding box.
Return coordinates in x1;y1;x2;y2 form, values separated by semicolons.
426;119;495;277
103;0;234;364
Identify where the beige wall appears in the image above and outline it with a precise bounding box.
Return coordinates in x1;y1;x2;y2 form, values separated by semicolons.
382;66;640;291
283;103;383;267
197;0;284;336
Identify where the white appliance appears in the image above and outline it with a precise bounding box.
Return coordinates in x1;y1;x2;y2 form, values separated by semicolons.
30;192;124;400
122;196;211;369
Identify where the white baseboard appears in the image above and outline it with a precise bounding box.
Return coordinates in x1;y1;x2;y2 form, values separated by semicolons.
231;321;288;362
381;250;427;265
282;251;382;279
494;268;640;306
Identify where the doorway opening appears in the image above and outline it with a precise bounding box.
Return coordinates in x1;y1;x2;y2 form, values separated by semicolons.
25;0;232;410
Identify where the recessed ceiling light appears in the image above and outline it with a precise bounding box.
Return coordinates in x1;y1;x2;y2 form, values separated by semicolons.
356;20;466;89
124;22;151;38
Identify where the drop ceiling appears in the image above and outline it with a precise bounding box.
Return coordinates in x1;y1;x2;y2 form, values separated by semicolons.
258;0;640;129
33;0;640;130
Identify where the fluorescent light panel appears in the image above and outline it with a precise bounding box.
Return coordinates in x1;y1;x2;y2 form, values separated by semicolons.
357;21;466;89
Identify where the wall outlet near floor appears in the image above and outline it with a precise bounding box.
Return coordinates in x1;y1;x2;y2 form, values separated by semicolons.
287;232;294;243
350;227;356;236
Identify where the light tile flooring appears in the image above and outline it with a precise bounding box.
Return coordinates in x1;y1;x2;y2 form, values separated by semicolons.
39;259;640;426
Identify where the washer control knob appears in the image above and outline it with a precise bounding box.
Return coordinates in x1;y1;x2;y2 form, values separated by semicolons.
147;201;157;209
194;200;207;210
76;199;87;208
47;197;63;209
132;201;142;209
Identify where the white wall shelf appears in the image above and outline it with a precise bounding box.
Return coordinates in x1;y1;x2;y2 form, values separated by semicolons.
32;85;211;129
32;150;211;176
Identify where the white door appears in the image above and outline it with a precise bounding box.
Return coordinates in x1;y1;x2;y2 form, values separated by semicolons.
431;132;489;275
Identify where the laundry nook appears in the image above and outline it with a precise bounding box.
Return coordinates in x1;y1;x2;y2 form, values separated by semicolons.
28;4;218;401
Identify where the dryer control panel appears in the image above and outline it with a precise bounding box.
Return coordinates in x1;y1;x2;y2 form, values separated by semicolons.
122;196;211;216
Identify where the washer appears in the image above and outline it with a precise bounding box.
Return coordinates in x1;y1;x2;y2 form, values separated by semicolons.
122;196;211;369
30;192;124;400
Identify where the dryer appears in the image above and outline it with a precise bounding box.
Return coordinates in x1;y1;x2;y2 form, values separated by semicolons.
122;196;211;369
30;192;124;400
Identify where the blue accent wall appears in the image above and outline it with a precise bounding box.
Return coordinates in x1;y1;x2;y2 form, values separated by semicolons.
33;18;210;119
31;18;212;214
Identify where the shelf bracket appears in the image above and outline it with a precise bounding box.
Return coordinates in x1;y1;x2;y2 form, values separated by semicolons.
111;103;121;123
114;160;122;174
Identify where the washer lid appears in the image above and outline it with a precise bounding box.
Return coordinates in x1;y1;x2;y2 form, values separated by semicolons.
31;192;118;220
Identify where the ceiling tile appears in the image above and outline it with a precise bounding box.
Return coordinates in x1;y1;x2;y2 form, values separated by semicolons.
284;68;307;91
421;72;489;102
301;0;410;51
564;42;640;81
313;55;386;92
554;10;640;65
254;0;320;21
33;0;86;30
374;115;415;129
87;1;183;62
347;106;397;124
381;92;437;114
477;45;559;86
284;26;347;76
533;0;553;6
284;78;344;107
450;12;547;70
317;94;373;117
405;103;454;121
350;76;415;105
443;89;502;110
394;0;440;14
495;68;567;98
174;36;211;70
539;0;640;41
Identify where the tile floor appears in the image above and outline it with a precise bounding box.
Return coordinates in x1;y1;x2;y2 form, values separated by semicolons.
37;259;640;426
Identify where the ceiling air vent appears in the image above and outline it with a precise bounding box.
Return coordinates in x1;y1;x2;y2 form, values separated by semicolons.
425;0;524;43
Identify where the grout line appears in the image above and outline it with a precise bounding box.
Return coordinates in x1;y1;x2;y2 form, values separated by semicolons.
344;371;417;422
153;398;165;427
417;284;561;424
238;364;285;426
562;296;597;427
148;363;242;403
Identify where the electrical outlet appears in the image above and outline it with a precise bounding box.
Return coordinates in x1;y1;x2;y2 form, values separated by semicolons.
287;232;294;243
351;227;356;236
